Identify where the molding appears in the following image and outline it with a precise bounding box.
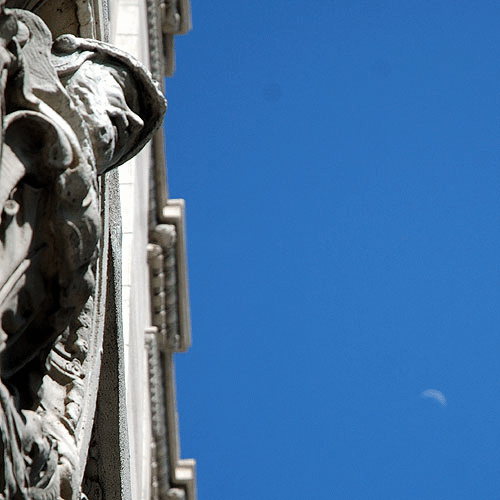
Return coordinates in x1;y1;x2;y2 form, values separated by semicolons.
145;327;196;500
6;0;107;39
140;0;195;498
161;0;190;35
89;0;109;40
173;459;196;500
149;199;191;353
160;0;191;76
146;0;165;81
144;0;192;78
161;199;191;353
146;328;170;500
147;197;195;499
148;228;180;351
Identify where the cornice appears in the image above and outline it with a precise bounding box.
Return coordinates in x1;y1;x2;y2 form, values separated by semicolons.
148;200;191;353
147;198;195;500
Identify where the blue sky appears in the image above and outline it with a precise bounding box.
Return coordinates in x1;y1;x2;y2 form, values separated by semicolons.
164;1;500;498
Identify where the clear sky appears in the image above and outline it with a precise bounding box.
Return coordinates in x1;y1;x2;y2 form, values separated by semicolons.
164;1;500;498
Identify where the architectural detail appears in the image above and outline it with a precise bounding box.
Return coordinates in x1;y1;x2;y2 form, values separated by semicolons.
110;0;195;495
0;4;168;499
159;0;191;76
145;325;195;500
6;0;100;38
149;203;190;354
149;227;179;351
158;199;191;353
147;199;193;500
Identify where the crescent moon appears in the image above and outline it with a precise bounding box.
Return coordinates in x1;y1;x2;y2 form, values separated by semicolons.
420;389;446;407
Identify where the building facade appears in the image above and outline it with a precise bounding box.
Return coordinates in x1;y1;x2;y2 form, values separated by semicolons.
0;0;195;498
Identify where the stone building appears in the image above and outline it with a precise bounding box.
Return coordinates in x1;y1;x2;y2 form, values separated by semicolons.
111;0;196;499
0;0;195;499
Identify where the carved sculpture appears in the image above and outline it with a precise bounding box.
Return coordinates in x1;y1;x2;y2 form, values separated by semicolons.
0;5;166;498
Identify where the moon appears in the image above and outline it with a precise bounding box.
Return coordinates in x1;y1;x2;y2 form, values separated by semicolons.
420;389;446;407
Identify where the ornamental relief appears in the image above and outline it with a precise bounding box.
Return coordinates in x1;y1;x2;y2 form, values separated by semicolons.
0;5;166;499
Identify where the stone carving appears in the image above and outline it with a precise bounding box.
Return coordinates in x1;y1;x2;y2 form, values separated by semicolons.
161;0;181;34
0;5;165;499
148;225;180;351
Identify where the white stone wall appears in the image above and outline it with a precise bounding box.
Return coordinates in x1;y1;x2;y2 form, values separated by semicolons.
111;2;153;499
106;3;196;498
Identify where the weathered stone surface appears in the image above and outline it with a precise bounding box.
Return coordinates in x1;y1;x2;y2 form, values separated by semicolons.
0;6;165;499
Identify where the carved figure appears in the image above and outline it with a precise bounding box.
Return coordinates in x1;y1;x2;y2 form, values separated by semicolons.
52;34;166;174
0;6;165;499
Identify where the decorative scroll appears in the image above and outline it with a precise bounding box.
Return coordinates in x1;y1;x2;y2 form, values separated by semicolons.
0;5;165;499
